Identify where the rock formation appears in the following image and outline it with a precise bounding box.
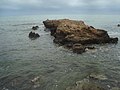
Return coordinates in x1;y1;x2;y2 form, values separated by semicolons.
29;31;40;39
43;19;118;54
32;26;39;30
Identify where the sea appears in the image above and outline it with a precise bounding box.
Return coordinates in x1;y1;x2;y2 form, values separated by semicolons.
0;15;120;90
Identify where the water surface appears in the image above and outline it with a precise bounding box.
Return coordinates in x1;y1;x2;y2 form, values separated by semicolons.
0;15;120;90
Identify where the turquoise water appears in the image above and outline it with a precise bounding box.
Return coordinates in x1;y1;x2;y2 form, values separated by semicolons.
0;15;120;90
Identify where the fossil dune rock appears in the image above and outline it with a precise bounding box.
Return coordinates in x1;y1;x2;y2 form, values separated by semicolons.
43;19;118;54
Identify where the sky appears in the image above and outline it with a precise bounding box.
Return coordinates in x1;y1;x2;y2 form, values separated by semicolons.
0;0;120;16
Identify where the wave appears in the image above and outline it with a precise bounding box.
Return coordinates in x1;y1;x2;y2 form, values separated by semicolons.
108;32;120;36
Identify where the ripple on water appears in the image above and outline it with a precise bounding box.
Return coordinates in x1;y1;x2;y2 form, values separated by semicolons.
0;15;120;90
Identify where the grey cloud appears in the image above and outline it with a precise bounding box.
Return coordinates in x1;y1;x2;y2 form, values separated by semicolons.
0;0;120;15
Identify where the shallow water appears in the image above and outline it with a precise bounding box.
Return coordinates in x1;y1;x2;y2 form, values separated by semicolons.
0;15;120;90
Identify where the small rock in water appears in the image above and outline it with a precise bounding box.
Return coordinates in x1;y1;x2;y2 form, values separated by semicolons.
107;85;111;88
117;24;120;27
31;76;40;88
32;26;39;30
31;76;40;83
29;31;40;39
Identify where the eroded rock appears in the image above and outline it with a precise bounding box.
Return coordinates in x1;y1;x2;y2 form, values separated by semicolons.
43;19;118;54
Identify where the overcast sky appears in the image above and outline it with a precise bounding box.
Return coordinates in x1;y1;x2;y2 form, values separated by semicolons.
0;0;120;16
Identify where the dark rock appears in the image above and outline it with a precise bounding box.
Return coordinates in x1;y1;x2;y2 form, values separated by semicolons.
29;31;40;39
32;26;39;30
109;37;118;43
43;19;118;54
117;24;120;27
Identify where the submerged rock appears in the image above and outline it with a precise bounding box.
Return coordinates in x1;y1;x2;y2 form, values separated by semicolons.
88;73;107;80
31;76;44;88
43;19;118;54
29;31;40;39
66;79;106;90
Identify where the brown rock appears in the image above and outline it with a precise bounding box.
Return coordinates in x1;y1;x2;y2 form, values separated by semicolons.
43;19;118;54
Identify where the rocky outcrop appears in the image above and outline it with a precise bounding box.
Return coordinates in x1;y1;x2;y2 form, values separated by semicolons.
29;31;40;39
43;19;118;54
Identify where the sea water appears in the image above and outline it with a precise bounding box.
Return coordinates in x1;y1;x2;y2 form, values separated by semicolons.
0;15;120;90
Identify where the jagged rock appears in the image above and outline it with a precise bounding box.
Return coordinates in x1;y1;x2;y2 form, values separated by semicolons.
29;31;40;39
32;26;39;30
43;19;118;54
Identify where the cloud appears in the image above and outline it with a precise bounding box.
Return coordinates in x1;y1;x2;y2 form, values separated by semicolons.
0;0;120;15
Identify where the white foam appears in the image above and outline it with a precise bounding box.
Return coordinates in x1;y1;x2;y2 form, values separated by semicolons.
108;32;120;36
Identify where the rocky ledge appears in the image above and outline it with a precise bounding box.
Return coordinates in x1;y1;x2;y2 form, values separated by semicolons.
43;19;118;54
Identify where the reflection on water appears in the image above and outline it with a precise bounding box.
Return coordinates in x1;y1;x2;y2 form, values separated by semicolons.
0;15;120;90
